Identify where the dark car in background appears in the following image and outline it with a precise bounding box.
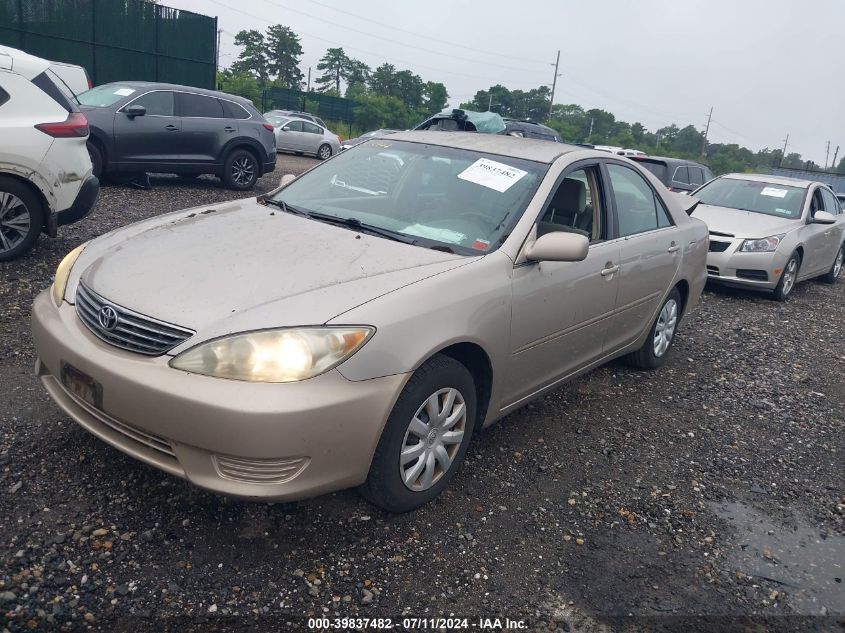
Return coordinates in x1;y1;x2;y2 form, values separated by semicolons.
78;82;276;190
502;118;562;142
629;155;714;193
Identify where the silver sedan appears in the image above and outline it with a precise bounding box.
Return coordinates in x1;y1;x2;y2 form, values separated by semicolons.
272;116;341;160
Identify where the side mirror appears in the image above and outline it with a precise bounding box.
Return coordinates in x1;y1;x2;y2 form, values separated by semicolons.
812;210;836;225
124;104;146;118
279;173;296;187
525;231;589;263
279;126;289;133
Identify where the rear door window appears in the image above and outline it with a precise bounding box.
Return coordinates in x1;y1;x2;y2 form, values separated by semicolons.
177;92;224;118
302;122;322;135
672;166;689;185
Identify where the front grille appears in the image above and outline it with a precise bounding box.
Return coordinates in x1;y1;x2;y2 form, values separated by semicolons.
706;265;720;276
213;455;309;484
736;269;768;281
75;282;194;356
709;240;731;253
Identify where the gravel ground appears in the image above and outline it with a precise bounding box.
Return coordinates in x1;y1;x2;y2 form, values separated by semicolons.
1;160;843;632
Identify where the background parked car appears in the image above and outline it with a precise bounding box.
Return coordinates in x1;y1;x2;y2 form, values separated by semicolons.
502;118;562;142
414;109;561;142
77;82;276;190
341;128;400;151
691;173;845;300
0;45;99;261
274;117;341;160
264;109;327;128
630;155;713;193
48;60;92;97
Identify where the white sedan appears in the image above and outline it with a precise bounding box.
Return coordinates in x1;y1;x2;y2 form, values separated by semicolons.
267;114;341;160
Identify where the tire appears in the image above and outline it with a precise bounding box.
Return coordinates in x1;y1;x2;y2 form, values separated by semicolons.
87;141;104;179
773;251;801;301
317;143;333;160
360;355;477;513
820;244;843;284
626;287;682;370
222;149;258;190
0;176;43;262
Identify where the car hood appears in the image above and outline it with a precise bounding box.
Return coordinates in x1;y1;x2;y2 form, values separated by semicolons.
691;203;800;238
72;199;470;340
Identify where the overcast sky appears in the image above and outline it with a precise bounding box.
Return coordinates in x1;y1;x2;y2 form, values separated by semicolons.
166;0;842;164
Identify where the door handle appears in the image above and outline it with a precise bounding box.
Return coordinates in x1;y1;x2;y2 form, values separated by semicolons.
601;264;619;277
667;241;680;253
165;124;178;131
223;126;236;133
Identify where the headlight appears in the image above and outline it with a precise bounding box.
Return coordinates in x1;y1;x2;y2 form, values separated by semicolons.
169;326;374;382
52;243;87;306
739;234;785;253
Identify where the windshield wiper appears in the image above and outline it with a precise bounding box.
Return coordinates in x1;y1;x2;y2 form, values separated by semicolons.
305;211;418;245
264;198;309;216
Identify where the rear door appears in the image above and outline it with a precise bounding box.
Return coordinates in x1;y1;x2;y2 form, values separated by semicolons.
603;161;682;352
300;121;324;154
114;90;180;165
175;92;231;165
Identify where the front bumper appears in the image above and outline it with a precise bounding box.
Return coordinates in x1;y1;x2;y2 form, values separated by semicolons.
45;175;100;237
31;290;407;501
705;240;789;291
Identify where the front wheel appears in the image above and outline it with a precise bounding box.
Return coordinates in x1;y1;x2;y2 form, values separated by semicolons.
222;149;258;190
820;244;843;284
317;143;333;160
87;142;104;179
626;288;682;370
0;176;43;261
773;251;800;301
360;355;477;513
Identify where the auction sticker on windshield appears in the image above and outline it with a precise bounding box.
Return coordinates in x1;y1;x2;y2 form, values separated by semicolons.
458;158;527;193
760;186;789;198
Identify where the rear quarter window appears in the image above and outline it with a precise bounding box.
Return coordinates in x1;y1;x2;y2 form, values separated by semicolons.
0;86;8;107
32;71;77;112
221;99;251;119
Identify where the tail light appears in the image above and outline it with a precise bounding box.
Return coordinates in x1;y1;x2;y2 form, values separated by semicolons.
262;123;274;132
87;79;93;89
35;112;89;138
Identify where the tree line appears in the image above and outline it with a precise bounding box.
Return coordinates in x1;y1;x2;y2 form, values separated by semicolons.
218;24;839;175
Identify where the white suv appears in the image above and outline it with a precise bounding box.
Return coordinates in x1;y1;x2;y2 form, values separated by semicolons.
0;45;99;261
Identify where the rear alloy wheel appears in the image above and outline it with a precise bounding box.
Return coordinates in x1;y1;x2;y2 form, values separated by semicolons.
223;149;258;190
0;177;43;262
627;287;682;370
360;355;476;513
773;251;800;301
317;143;333;160
820;245;843;284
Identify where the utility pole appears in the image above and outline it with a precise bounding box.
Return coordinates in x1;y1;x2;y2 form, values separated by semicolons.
216;29;222;73
832;145;840;171
587;117;594;143
656;131;661;149
306;67;311;92
824;140;831;169
701;106;713;156
488;92;492;111
548;50;560;119
780;133;789;167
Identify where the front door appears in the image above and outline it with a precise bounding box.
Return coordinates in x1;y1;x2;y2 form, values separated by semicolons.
802;186;831;275
507;163;621;406
114;90;180;165
603;162;682;352
278;120;306;152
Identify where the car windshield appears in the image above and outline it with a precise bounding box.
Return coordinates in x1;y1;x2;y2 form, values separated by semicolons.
77;84;137;107
271;139;547;255
694;178;805;219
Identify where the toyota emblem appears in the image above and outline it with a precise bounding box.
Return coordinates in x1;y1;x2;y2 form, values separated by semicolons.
98;305;119;331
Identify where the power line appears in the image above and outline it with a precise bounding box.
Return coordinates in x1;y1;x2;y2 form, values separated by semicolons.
303;0;549;66
256;0;549;76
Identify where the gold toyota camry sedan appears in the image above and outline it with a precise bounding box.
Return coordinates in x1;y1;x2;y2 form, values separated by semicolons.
32;132;708;512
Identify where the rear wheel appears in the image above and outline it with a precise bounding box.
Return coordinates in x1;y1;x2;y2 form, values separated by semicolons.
773;251;800;301
0;176;43;262
317;143;333;160
626;288;681;370
360;355;476;513
820;244;843;284
222;149;258;190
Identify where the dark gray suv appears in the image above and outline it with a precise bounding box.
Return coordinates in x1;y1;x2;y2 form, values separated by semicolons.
78;82;276;190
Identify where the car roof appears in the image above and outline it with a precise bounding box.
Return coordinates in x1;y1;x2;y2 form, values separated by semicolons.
633;155;708;168
721;173;816;188
381;131;579;163
96;81;254;106
0;44;50;80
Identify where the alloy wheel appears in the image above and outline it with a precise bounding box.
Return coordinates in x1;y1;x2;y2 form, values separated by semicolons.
0;192;31;254
782;257;798;295
834;247;843;279
400;387;467;492
231;156;255;186
653;298;678;357
318;145;332;160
